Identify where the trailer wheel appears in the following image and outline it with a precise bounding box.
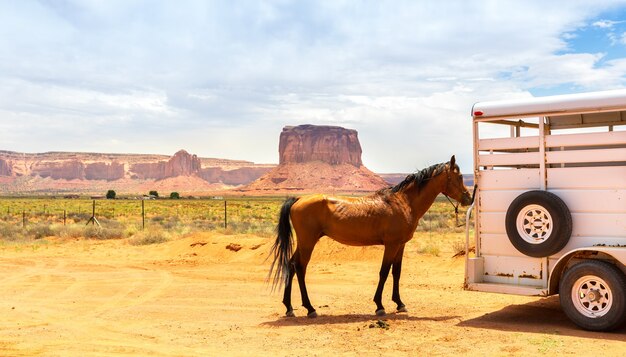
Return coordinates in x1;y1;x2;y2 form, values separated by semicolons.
505;190;571;257
559;260;626;331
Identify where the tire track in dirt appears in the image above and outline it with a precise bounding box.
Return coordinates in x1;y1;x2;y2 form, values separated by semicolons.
0;258;78;308
57;265;207;356
87;266;174;317
14;260;74;300
0;255;180;355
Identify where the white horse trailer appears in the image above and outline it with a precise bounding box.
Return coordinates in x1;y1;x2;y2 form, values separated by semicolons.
466;89;626;331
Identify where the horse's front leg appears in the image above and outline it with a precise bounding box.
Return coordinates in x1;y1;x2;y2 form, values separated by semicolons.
391;244;407;312
373;244;401;316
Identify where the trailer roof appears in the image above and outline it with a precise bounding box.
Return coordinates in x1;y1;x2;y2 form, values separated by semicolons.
472;88;626;121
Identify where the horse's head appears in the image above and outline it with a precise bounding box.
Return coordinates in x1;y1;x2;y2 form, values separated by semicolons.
443;155;472;206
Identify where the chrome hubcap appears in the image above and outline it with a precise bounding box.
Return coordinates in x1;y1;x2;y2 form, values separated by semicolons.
516;204;553;244
571;275;612;318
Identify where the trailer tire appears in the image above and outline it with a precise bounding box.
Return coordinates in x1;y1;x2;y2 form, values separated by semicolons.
505;190;571;257
559;260;626;331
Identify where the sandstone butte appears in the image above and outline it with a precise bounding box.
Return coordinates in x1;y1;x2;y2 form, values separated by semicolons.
240;124;389;194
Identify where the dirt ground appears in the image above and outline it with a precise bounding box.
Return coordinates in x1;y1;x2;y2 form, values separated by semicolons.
0;233;624;356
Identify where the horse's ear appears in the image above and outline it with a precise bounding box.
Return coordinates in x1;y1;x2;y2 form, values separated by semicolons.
450;155;456;167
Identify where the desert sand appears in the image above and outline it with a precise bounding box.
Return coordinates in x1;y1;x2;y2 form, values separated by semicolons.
0;233;624;356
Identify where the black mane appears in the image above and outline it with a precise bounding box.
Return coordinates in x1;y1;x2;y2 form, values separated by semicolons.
380;162;449;195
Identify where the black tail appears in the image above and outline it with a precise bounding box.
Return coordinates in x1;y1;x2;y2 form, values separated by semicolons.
268;196;298;290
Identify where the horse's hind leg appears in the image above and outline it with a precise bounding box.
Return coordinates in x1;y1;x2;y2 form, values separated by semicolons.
282;253;297;317
294;244;317;318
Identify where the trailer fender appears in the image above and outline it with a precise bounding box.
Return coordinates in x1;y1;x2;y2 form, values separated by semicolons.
548;247;626;295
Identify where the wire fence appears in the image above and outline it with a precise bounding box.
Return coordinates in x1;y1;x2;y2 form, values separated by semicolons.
0;197;473;240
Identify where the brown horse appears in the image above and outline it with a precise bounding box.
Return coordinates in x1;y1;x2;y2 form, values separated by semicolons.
269;155;472;318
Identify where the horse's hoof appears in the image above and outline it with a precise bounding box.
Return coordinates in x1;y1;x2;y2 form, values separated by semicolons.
307;311;318;318
375;308;386;316
397;306;408;313
285;310;295;317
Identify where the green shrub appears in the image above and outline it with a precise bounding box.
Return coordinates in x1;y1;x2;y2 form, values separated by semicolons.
451;240;466;256
161;216;180;229
151;215;165;223
106;190;116;199
58;224;85;239
417;239;441;256
129;228;169;245
124;224;140;237
84;225;124;240
192;220;219;231
26;223;55;239
0;222;25;241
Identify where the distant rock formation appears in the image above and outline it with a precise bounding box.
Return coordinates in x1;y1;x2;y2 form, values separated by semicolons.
243;124;388;193
0;158;12;176
198;167;274;186
0;150;273;194
28;160;125;181
31;160;85;180
130;150;201;180
85;162;125;181
279;125;363;166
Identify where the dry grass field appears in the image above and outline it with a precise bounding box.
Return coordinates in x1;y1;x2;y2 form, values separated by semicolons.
0;198;624;356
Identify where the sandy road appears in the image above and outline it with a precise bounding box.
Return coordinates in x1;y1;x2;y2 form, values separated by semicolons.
0;233;624;356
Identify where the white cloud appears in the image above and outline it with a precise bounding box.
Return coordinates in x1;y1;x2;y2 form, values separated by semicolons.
593;19;621;28
523;53;621;89
561;32;578;40
591;20;616;28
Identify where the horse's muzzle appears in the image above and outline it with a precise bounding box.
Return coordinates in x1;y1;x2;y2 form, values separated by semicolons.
461;192;473;206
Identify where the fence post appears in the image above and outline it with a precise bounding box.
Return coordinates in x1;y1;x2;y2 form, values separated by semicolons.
224;200;227;229
86;200;101;227
64;210;67;226
22;210;26;227
142;199;145;230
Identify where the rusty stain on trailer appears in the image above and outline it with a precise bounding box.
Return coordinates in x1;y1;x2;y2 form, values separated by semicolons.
518;274;539;279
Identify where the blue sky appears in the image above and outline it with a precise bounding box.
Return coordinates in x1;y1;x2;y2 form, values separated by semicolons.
1;0;626;173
